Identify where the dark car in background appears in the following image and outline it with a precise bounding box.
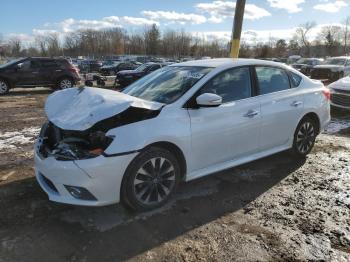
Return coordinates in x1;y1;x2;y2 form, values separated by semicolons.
310;56;350;83
0;57;80;95
292;58;323;76
78;60;103;73
115;62;163;88
100;61;138;76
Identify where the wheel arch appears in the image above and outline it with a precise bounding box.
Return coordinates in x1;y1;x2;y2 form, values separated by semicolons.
0;77;13;89
297;112;321;135
57;75;74;84
142;141;187;181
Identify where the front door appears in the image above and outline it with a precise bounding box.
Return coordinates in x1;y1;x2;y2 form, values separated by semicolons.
16;59;43;86
188;67;261;173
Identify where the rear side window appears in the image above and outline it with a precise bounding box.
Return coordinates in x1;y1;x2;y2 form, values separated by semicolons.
30;60;41;68
199;67;252;103
290;72;302;87
40;60;58;68
255;67;291;95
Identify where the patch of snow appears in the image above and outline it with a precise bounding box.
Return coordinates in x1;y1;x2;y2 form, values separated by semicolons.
324;119;350;134
0;127;40;150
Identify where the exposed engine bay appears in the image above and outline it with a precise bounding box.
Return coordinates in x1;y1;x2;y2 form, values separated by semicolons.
37;122;114;160
38;87;164;161
38;106;161;161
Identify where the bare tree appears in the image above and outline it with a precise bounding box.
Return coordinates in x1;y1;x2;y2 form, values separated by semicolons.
342;16;350;53
8;37;22;57
294;21;316;56
318;25;342;56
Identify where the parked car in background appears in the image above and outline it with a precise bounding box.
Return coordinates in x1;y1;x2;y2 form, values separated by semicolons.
100;61;138;76
287;55;302;65
328;76;350;110
78;60;103;73
291;58;323;76
310;56;350;83
115;62;163;88
0;57;80;95
35;59;330;211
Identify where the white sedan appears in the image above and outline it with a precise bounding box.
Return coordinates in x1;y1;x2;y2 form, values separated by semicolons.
328;76;350;110
34;58;331;211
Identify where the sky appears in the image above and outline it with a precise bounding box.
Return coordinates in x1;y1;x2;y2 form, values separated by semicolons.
0;0;349;44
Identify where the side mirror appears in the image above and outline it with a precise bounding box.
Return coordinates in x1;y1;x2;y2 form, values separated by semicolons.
16;63;23;70
196;93;222;107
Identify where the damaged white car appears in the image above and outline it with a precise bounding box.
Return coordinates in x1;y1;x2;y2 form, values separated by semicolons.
35;59;331;211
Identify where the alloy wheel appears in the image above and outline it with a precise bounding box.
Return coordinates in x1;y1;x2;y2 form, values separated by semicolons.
0;80;8;94
133;157;176;205
296;121;315;154
60;79;72;89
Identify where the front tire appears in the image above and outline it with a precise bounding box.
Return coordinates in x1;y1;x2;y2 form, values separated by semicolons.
0;79;10;95
291;117;317;157
121;147;181;211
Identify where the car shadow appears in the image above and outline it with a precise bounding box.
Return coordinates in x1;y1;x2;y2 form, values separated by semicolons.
7;87;53;96
0;151;306;261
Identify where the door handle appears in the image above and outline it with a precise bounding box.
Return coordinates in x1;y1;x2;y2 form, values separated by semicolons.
291;101;303;107
244;110;259;118
32;72;39;74
55;70;62;72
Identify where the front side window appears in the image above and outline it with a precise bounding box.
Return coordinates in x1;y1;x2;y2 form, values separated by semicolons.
255;67;290;95
123;66;212;104
199;67;252;103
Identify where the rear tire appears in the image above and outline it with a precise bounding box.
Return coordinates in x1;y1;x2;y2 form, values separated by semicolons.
57;78;73;90
291;117;317;157
0;79;10;95
121;147;181;211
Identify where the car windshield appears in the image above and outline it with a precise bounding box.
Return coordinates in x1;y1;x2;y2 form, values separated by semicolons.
324;58;348;65
123;66;212;104
135;64;152;72
106;61;120;66
0;58;24;68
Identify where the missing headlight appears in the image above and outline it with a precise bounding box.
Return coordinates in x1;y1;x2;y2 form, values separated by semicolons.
38;122;114;161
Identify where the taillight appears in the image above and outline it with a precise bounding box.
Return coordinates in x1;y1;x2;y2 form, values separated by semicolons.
68;66;79;74
322;88;331;100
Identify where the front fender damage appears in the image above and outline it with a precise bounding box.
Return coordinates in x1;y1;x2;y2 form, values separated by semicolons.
38;87;163;161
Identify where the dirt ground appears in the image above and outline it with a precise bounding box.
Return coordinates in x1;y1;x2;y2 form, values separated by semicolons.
0;87;350;262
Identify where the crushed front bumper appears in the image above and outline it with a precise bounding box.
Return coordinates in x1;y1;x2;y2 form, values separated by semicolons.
34;146;137;206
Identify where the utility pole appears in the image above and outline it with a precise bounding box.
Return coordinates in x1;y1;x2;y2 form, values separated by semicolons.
230;0;246;58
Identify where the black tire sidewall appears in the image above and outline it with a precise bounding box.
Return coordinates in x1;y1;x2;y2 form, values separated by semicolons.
57;78;73;89
292;117;317;157
121;147;181;211
0;79;10;95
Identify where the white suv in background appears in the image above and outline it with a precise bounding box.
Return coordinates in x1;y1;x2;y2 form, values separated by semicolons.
35;59;331;211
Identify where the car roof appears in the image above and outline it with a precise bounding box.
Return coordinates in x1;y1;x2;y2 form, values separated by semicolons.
171;58;290;69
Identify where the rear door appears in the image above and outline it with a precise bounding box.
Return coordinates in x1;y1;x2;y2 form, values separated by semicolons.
255;66;304;151
37;59;59;85
188;66;261;172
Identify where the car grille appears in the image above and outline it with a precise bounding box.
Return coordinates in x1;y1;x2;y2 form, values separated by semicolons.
331;93;350;107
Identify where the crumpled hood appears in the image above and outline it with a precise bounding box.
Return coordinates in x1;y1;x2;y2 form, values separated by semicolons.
313;65;344;71
329;76;350;91
45;87;164;131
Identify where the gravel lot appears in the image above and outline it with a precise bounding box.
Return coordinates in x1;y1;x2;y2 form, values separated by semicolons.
0;87;350;262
